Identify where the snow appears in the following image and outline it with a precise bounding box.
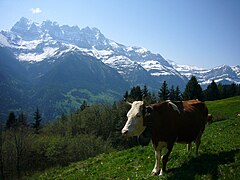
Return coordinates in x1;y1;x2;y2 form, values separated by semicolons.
0;34;12;47
108;40;119;49
140;60;178;76
90;48;113;59
104;56;133;67
103;55;138;75
19;39;42;50
18;47;59;62
140;60;164;71
0;17;239;87
232;66;240;76
135;47;148;54
26;20;34;30
126;47;133;51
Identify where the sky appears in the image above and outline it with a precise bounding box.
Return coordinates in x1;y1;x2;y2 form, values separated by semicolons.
0;0;239;68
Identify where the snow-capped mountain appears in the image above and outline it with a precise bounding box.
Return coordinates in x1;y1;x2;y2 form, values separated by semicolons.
169;60;240;88
0;17;187;90
1;17;239;90
0;17;239;121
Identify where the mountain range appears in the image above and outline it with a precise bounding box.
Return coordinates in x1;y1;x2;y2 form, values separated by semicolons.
0;17;239;121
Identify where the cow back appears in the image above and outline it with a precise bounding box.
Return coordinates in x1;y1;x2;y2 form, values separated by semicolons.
150;100;209;146
175;100;208;143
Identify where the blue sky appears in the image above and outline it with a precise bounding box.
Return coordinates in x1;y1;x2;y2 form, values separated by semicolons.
0;0;239;68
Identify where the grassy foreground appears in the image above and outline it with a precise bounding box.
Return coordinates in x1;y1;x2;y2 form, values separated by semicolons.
28;96;240;179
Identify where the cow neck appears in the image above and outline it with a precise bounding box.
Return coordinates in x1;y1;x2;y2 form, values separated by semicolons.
142;105;154;138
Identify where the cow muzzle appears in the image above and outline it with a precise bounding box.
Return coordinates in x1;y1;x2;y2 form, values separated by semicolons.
121;129;129;137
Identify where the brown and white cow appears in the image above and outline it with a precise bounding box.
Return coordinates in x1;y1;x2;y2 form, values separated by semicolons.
122;100;211;176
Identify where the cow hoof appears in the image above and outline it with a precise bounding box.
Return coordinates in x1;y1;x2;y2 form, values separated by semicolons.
159;169;164;176
151;169;160;176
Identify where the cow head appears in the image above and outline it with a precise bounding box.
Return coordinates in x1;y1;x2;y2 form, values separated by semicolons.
122;101;146;137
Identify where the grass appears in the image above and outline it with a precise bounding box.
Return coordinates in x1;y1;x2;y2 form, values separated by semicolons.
28;96;240;180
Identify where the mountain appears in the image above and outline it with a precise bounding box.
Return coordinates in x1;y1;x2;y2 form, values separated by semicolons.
0;17;239;121
0;17;188;89
169;60;240;88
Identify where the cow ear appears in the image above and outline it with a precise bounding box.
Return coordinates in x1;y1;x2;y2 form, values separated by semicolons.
143;106;152;117
146;106;153;114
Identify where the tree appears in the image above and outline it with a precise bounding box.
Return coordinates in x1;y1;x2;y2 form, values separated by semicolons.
142;85;152;104
17;112;28;127
129;86;142;101
183;76;203;100
217;83;224;99
6;112;17;130
32;108;42;134
123;91;129;100
168;85;182;101
175;85;182;101
205;80;220;100
142;85;150;98
150;92;158;103
80;100;88;111
229;83;237;97
0;123;5;179
4;112;31;178
158;80;169;101
169;85;176;100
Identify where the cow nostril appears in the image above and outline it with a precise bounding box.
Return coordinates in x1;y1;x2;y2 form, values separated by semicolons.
122;129;128;136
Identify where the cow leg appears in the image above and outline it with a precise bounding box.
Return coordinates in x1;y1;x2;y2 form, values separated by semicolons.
194;131;203;157
160;143;173;175
195;139;201;157
151;150;161;176
151;142;167;176
187;143;192;152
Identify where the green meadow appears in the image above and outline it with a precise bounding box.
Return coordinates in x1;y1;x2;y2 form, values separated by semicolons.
28;96;240;180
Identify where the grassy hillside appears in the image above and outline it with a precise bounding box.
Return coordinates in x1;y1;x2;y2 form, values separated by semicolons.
28;96;240;180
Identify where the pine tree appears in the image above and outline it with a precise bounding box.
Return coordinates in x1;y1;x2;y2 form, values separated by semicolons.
217;83;224;99
6;112;17;130
142;84;152;104
17;112;28;127
183;76;203;100
123;91;129;100
229;83;237;97
80;100;88;111
142;85;150;99
32;108;42;134
205;80;220;100
150;92;158;103
169;85;176;100
129;86;142;101
175;85;182;101
158;80;169;101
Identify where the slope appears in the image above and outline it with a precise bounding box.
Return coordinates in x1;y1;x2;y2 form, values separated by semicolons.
0;47;32;119
29;52;129;121
28;96;240;179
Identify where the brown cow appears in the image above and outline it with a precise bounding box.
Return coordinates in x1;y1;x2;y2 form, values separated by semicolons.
122;100;210;176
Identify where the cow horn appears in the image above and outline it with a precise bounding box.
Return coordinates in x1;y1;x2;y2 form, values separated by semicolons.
126;101;132;106
124;98;132;106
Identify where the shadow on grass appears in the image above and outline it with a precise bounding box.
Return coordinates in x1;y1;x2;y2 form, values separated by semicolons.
167;149;239;180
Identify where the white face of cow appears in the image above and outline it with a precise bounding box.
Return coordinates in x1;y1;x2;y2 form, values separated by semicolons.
122;101;146;137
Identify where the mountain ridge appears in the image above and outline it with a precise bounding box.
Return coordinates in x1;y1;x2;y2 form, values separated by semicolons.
0;17;239;120
1;17;239;88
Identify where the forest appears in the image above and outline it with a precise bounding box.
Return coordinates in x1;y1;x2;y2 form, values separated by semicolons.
0;76;240;179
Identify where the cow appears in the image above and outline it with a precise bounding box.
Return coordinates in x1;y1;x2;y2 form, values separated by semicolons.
121;100;211;176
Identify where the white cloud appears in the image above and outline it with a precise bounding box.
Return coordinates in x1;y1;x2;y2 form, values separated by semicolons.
31;8;42;14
